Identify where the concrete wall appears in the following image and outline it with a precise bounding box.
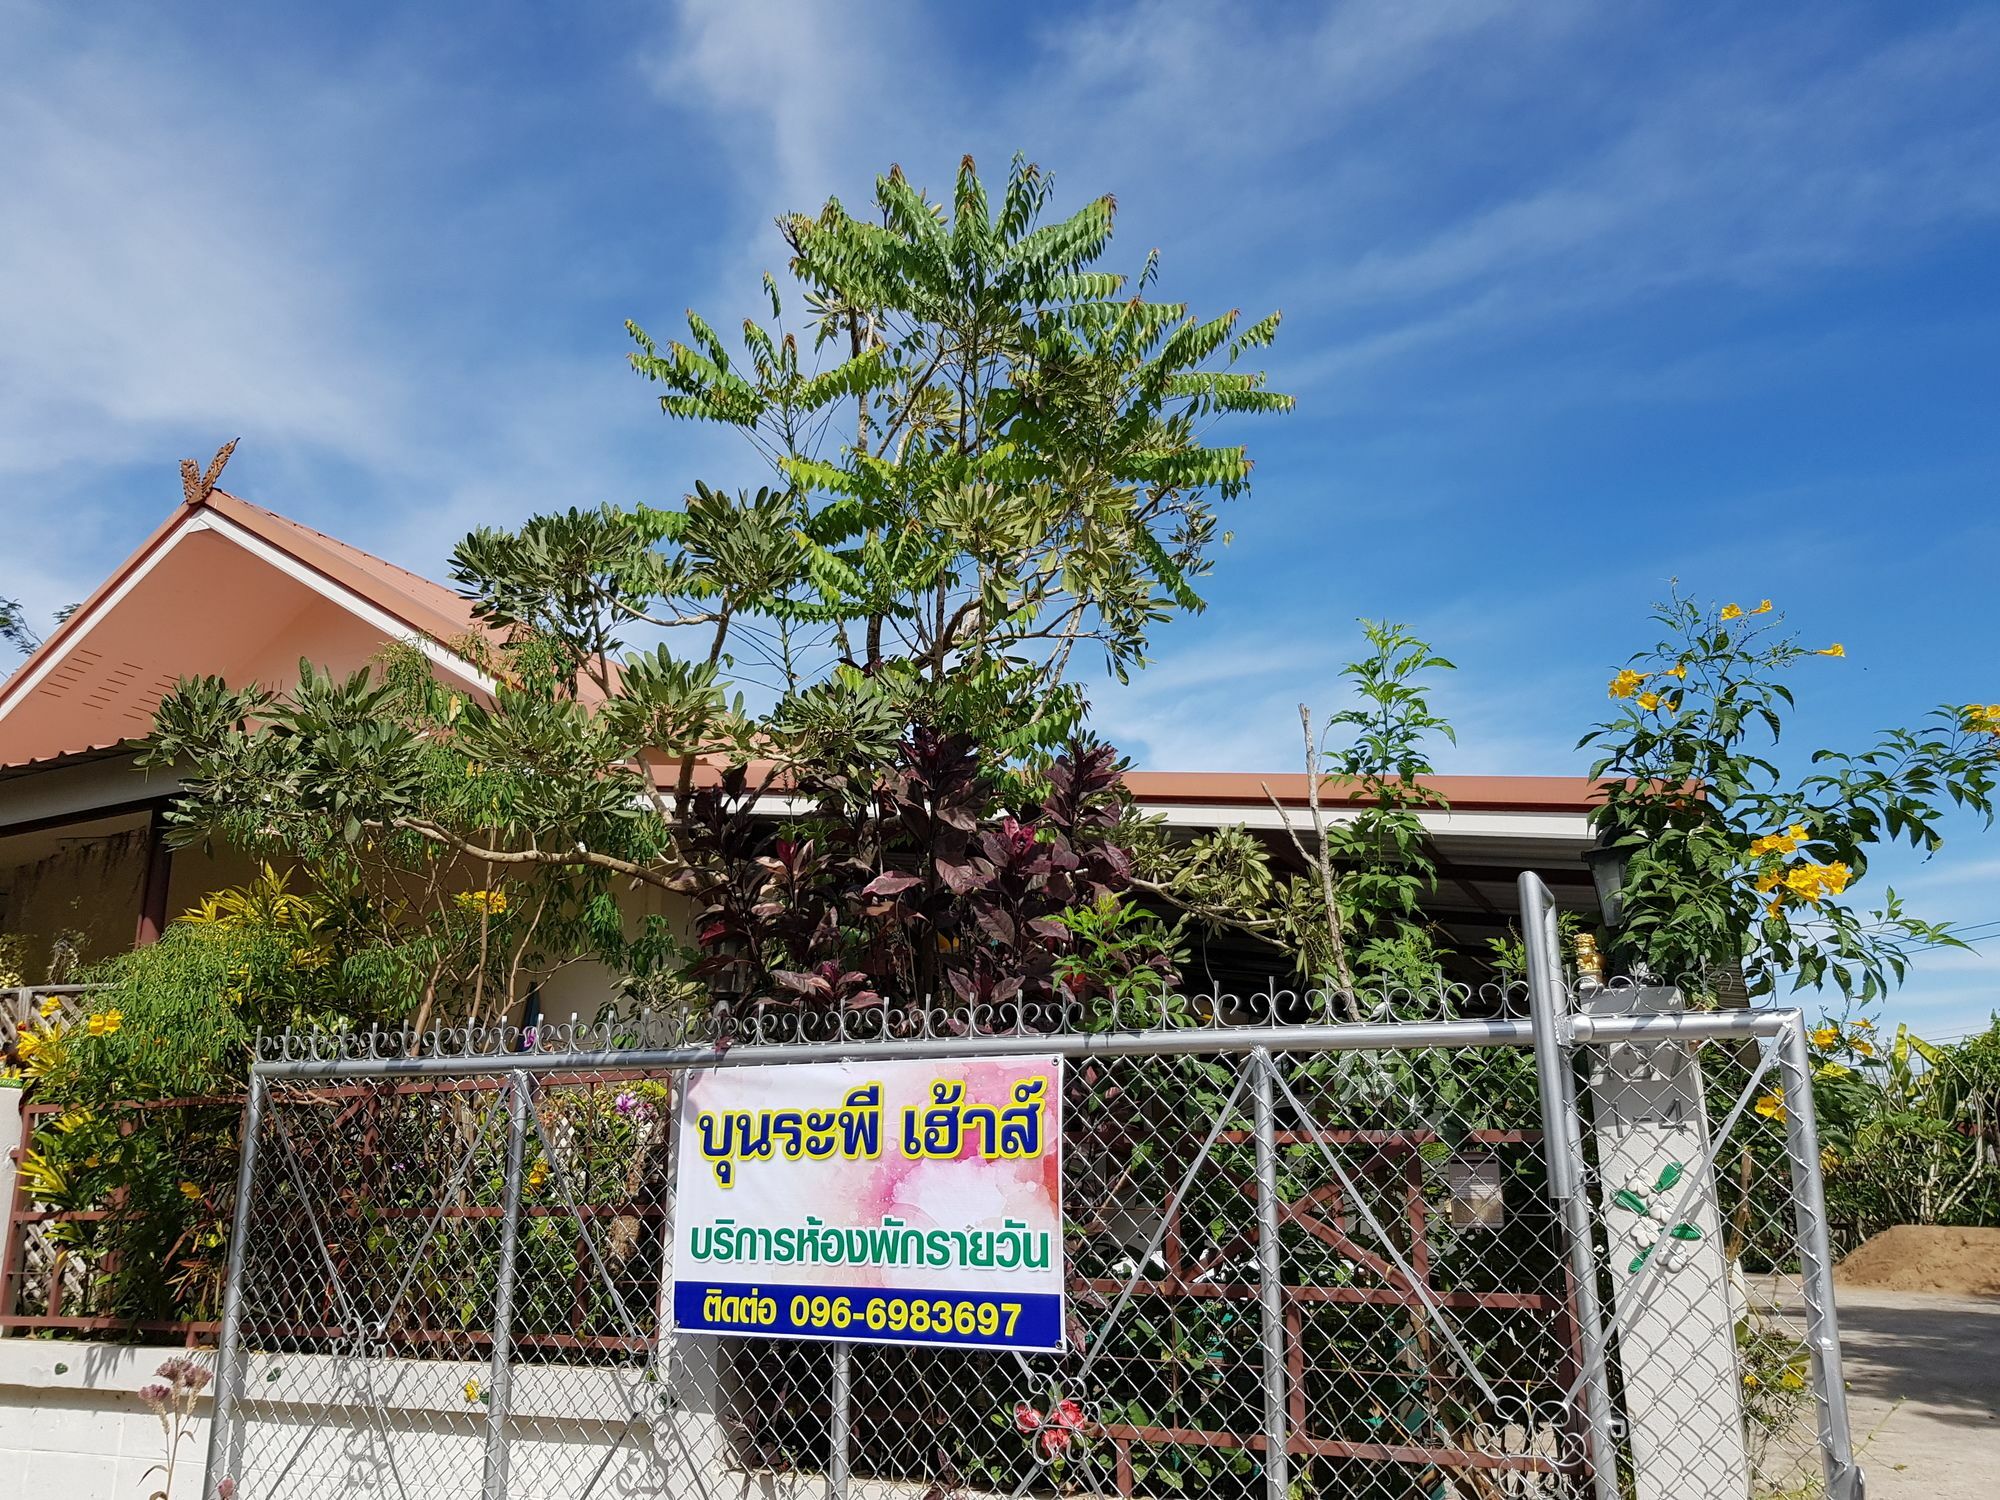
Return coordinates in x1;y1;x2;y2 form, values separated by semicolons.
0;1339;214;1500
0;1339;742;1500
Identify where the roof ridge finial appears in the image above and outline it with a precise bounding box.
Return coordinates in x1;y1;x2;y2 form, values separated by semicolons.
180;438;239;507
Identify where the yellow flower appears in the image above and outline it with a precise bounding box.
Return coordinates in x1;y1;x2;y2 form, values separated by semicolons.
526;1160;550;1192
1754;871;1781;893
1608;668;1645;700
1751;824;1807;858
1851;1018;1875;1033
1751;600;1773;615
455;889;509;917
179;1181;203;1201
1779;1367;1806;1391
1637;691;1661;711
464;1378;482;1403
1742;1371;1760;1388
1665;664;1687;679
1754;1089;1786;1122
1852;1038;1874;1058
1720;603;1744;621
85;1009;124;1038
1963;704;2000;733
1782;860;1850;904
1765;897;1783;919
1810;1026;1840;1050
38;996;62;1019
1816;643;1845;657
1821;1147;1842;1173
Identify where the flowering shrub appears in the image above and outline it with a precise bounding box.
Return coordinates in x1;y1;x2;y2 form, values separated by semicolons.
7;871;417;1327
1584;591;1999;1000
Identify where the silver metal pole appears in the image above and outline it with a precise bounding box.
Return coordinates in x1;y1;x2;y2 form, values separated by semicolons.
828;1340;852;1500
256;1012;1795;1086
1774;1015;1864;1500
203;1072;266;1500
482;1071;533;1500
1250;1048;1291;1500
1519;873;1619;1500
1572;1009;1788;1043
260;1018;1543;1081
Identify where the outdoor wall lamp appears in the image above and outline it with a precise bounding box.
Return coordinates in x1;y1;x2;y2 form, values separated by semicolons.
1582;827;1631;929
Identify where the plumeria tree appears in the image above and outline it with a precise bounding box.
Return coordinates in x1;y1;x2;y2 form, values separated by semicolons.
1583;591;2000;1000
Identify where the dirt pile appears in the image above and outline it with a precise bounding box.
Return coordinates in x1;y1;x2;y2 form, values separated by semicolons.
1835;1225;2000;1296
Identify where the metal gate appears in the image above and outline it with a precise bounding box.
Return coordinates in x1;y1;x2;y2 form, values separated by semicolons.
202;876;1861;1500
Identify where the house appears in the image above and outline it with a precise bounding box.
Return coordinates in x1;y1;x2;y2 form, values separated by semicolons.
0;485;1604;1015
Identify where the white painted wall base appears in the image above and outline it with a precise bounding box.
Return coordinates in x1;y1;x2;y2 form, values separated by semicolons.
0;1338;745;1500
0;1339;213;1500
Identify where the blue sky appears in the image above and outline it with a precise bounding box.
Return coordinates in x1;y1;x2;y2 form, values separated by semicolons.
2;0;1996;1032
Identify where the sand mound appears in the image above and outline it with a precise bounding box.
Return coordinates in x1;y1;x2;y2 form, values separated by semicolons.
1835;1225;2000;1296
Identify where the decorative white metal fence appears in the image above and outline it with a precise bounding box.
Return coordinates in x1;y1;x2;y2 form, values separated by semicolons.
200;877;1861;1500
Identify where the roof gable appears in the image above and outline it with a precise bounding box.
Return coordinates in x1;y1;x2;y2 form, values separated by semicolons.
0;491;495;770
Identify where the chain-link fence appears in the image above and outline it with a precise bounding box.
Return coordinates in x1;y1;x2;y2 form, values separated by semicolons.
199;878;1860;1500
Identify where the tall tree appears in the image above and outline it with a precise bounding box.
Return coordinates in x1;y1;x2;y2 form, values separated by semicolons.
147;155;1290;1020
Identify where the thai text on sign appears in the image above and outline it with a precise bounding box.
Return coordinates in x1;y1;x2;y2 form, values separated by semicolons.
669;1056;1064;1351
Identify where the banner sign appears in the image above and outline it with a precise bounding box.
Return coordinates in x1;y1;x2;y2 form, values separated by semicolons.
670;1055;1064;1351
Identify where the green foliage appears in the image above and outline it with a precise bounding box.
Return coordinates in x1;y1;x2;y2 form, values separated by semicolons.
7;872;410;1326
1131;621;1457;1000
1815;1015;2000;1233
144;648;690;1029
1583;591;2000;1000
146;153;1288;1025
627;152;1291;751
0;595;39;657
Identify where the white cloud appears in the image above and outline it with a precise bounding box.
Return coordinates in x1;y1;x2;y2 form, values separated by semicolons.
0;21;414;478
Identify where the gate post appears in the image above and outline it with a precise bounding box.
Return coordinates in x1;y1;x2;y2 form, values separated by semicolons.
1520;874;1620;1500
203;1070;266;1499
1250;1048;1291;1500
828;1340;852;1500
484;1070;533;1500
1773;1014;1864;1500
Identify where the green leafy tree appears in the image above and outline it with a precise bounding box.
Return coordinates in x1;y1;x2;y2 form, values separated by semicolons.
1582;592;2000;1000
624;152;1290;758
145;154;1289;1022
1813;1015;2000;1234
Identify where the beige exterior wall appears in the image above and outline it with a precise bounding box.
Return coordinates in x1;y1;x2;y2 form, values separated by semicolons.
530;880;700;1028
0;814;149;982
0;811;270;986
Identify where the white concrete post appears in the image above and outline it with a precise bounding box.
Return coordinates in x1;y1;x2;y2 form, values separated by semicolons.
1582;985;1751;1500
